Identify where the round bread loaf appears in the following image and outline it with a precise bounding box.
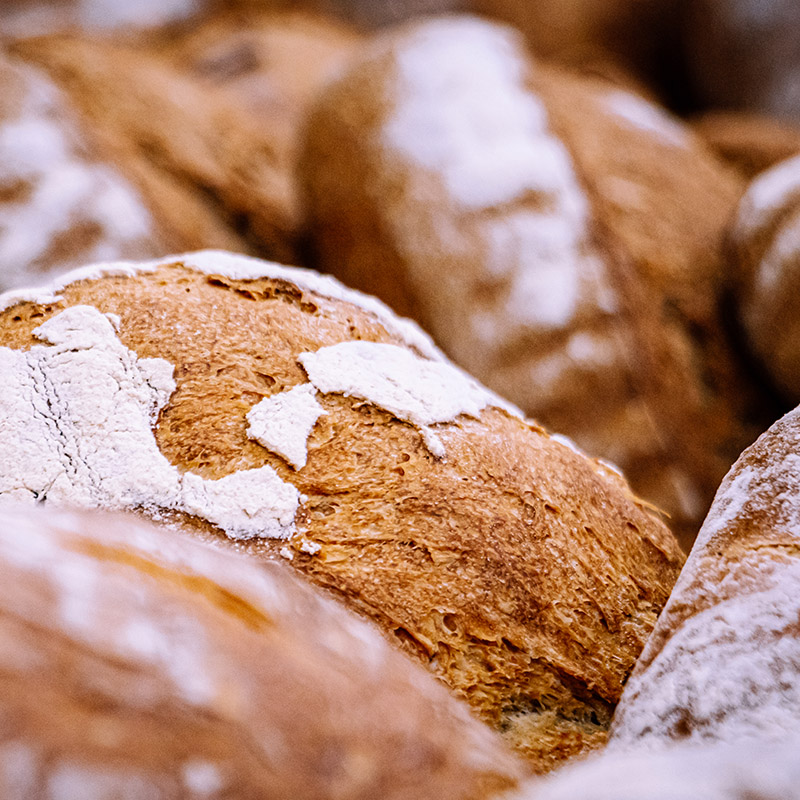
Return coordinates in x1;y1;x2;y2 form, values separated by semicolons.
0;52;184;291
505;740;800;800
299;15;761;548
0;504;525;798
7;29;299;271
729;154;800;402
0;250;684;771
609;403;800;748
693;111;800;180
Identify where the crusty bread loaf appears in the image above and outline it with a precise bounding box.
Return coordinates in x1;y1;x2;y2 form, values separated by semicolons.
0;504;525;798
9;30;299;264
504;740;800;800
693;111;800;180
729;154;800;402
0;52;179;290
299;16;762;548
0;250;684;771
609;403;800;748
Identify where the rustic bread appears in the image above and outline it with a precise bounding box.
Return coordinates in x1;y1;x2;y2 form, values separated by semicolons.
504;740;800;800
0;51;181;291
299;15;760;548
9;30;299;265
0;504;525;798
0;250;684;771
693;111;800;180
609;403;800;748
729;154;800;402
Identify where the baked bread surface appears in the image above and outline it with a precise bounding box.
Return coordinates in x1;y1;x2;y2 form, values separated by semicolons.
0;251;684;770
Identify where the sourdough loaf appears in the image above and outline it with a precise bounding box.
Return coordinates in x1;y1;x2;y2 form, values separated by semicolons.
0;251;684;771
299;16;761;548
0;504;524;798
729;154;800;402
609;403;800;748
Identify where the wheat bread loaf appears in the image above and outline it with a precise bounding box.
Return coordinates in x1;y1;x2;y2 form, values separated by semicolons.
609;403;800;748
0;504;526;798
728;154;800;402
8;30;299;266
0;250;684;770
299;16;762;548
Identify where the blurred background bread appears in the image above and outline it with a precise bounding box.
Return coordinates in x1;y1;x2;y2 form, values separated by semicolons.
0;504;525;799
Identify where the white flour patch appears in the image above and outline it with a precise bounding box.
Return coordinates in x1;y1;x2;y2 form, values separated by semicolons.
733;154;800;242
603;89;688;148
299;340;516;458
0;305;299;540
246;384;326;469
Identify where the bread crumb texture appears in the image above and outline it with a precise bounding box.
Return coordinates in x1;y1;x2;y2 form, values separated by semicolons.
610;404;800;749
0;252;684;771
0;505;524;799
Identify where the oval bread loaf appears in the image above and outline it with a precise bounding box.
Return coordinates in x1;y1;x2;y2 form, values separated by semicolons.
0;505;525;798
0;250;684;771
729;154;800;402
299;16;761;547
609;403;800;748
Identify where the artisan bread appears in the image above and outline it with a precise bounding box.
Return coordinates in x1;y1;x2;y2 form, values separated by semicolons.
8;30;299;268
0;52;180;291
609;403;800;748
505;740;800;800
729;154;800;402
299;16;760;547
0;504;524;798
0;250;684;771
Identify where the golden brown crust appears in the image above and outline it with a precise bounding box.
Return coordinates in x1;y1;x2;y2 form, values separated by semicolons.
0;255;684;771
0;505;525;798
10;31;299;263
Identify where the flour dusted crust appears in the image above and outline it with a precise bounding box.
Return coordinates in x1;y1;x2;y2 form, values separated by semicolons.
10;30;297;264
0;251;684;771
0;505;525;798
610;405;800;748
0;53;166;291
507;740;800;800
299;16;759;547
729;155;800;401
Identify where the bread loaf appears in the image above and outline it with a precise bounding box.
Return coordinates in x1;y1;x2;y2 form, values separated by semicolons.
729;154;800;402
299;16;761;547
609;403;800;748
8;30;299;268
0;504;524;798
0;250;684;770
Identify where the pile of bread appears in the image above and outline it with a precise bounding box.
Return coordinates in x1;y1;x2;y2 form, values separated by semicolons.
2;0;800;797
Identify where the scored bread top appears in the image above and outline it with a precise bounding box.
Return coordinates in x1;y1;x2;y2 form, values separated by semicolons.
0;251;684;771
610;403;800;748
0;505;525;799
